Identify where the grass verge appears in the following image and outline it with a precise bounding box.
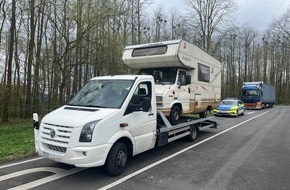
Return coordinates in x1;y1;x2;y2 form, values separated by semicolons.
0;119;36;163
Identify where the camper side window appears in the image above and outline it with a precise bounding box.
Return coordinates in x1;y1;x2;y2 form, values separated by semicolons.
132;46;167;57
198;63;210;83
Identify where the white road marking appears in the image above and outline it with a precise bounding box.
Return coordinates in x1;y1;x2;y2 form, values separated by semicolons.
98;108;277;190
246;111;255;115
0;157;43;169
0;167;65;181
0;167;85;190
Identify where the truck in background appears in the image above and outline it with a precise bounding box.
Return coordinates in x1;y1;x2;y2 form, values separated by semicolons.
33;75;217;176
122;40;221;124
240;81;276;109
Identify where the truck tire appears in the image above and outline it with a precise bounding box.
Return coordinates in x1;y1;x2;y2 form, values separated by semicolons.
188;125;197;142
169;105;181;125
199;110;208;118
106;142;128;176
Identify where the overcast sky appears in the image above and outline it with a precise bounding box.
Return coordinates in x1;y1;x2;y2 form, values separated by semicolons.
153;0;290;31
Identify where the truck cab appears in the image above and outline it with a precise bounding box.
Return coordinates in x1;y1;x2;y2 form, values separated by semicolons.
240;81;276;109
34;75;157;175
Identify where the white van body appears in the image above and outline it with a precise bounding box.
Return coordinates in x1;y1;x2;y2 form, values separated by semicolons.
122;40;221;123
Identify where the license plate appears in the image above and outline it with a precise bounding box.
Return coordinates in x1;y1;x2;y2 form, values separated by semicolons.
43;151;61;162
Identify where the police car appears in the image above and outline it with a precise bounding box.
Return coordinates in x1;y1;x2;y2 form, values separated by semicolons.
213;98;245;117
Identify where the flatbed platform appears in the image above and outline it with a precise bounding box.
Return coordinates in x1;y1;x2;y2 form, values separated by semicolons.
156;111;217;147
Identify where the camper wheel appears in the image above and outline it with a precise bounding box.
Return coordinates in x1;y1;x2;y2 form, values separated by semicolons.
169;105;181;125
199;110;208;118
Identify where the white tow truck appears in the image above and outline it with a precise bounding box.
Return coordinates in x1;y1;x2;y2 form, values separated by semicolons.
33;75;217;176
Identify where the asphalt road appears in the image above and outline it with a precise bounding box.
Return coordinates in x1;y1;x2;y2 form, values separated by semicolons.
1;106;290;190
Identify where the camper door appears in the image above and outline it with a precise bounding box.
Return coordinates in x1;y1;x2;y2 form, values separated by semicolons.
176;70;190;111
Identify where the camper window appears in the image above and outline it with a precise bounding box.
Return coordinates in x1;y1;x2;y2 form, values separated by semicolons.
198;63;210;83
132;45;167;57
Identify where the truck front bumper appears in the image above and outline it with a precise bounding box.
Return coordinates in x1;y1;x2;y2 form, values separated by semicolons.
244;102;263;109
36;141;112;167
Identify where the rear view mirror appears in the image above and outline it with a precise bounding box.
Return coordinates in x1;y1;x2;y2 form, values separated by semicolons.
186;75;191;85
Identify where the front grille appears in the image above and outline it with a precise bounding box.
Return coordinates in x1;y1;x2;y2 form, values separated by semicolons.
40;122;73;153
44;143;67;153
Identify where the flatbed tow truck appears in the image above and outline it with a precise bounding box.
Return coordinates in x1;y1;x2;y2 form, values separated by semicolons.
33;75;217;176
156;111;217;146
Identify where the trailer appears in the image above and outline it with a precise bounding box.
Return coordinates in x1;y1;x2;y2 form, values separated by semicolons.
122;40;221;124
240;81;276;109
33;75;217;176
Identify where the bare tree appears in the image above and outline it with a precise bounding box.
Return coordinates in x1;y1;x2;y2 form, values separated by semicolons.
0;0;6;47
185;0;236;52
2;0;15;122
1;0;290;120
24;0;36;118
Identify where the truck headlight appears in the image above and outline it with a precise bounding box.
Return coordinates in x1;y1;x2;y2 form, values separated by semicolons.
79;120;100;142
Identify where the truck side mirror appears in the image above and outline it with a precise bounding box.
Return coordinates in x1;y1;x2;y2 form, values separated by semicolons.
186;75;191;85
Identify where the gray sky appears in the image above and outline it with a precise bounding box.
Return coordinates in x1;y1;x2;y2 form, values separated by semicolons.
153;0;290;31
237;0;290;30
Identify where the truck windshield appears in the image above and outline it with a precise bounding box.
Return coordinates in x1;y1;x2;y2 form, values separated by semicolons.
241;89;260;97
67;79;134;108
139;68;177;85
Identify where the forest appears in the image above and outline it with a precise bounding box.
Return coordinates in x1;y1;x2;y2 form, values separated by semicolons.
1;0;290;122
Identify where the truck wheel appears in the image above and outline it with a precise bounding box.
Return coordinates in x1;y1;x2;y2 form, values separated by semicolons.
106;142;128;176
199;110;208;118
188;125;197;142
170;106;181;125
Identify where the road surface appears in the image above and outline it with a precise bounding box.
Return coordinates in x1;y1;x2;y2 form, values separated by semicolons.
1;106;289;190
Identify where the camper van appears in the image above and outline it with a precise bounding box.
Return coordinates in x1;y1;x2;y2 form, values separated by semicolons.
122;40;221;124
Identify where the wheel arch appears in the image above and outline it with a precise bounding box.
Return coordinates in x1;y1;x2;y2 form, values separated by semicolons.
171;102;183;114
114;137;133;157
206;105;212;111
107;131;134;157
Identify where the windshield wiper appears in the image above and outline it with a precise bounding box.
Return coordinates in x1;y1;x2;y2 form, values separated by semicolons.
66;104;108;108
155;80;165;85
85;105;109;108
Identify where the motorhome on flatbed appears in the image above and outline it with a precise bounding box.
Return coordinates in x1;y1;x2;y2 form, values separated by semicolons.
33;75;218;176
122;39;222;124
